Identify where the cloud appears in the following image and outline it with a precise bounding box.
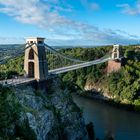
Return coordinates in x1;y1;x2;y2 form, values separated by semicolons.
117;0;140;15
0;0;139;45
80;0;100;11
0;37;24;44
90;2;100;10
0;0;73;27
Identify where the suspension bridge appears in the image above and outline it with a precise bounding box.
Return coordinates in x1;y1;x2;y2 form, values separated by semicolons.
0;37;120;86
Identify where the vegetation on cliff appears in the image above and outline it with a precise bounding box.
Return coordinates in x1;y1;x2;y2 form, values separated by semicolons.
60;46;140;110
61;46;140;110
0;85;36;140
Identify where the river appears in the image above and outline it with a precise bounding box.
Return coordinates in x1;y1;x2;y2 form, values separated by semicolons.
73;95;140;140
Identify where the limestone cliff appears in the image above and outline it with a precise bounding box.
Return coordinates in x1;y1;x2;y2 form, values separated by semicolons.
0;77;88;140
84;80;113;99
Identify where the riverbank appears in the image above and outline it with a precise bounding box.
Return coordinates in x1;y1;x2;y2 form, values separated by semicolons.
76;91;140;113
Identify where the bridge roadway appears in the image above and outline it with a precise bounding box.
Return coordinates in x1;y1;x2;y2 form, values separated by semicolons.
0;77;35;86
49;57;112;74
0;57;113;86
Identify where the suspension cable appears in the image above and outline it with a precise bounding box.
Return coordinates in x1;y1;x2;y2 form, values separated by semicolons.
44;43;85;63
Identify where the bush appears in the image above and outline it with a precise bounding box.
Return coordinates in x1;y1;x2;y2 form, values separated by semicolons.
133;99;140;111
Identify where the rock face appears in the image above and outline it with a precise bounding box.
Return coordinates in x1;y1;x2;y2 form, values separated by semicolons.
14;77;88;140
84;80;113;99
84;80;101;92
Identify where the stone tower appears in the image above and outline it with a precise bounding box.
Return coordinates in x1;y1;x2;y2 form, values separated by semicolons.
107;45;121;74
24;37;48;80
112;44;120;59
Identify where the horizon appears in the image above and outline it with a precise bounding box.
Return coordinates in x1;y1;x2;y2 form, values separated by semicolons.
0;0;140;45
0;43;139;47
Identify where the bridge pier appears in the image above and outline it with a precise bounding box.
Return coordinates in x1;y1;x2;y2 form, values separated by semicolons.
107;60;122;74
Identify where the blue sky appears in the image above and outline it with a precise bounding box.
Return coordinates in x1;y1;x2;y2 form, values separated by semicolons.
0;0;140;45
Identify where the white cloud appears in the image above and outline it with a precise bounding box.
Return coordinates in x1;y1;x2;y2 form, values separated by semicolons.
0;0;73;27
0;0;139;45
90;2;100;10
80;0;100;11
0;37;24;44
117;0;140;15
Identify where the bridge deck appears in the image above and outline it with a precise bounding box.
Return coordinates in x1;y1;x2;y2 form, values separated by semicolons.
49;57;112;74
0;57;114;86
0;78;35;86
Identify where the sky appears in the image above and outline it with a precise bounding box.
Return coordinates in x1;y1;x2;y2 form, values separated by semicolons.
0;0;140;45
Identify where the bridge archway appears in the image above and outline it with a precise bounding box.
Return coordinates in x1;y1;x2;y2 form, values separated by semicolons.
28;48;34;60
28;62;34;77
113;53;118;59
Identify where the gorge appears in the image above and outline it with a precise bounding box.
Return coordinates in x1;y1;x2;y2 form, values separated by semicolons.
0;44;140;140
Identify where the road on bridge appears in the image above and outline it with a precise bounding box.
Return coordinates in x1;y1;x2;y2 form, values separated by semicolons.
49;57;112;74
